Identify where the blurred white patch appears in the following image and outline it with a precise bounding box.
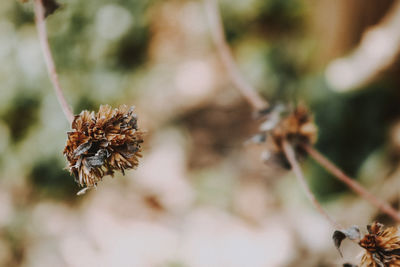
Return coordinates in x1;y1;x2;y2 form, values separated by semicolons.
41;94;69;132
325;58;355;92
31;202;74;237
233;182;270;222
179;208;294;267
361;28;397;61
0;20;15;60
135;129;195;212
95;5;134;40
326;24;400;91
16;34;45;80
25;242;66;267
181;2;208;36
78;208;178;267
291;211;331;252
175;60;214;98
60;234;99;267
91;71;122;103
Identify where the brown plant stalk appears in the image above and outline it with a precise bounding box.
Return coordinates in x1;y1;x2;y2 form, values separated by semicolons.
203;0;269;111
34;0;74;123
282;140;341;229
304;144;400;223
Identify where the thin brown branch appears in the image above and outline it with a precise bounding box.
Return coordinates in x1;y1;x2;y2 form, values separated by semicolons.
34;0;74;124
203;0;269;111
304;144;400;223
282;140;341;229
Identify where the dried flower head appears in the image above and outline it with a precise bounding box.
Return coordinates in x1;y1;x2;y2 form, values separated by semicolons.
359;222;400;267
64;105;143;188
333;222;400;267
252;104;317;168
269;105;317;149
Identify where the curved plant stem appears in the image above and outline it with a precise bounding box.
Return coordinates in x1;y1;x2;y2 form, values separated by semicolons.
204;0;269;111
283;140;341;229
34;0;74;124
304;144;400;223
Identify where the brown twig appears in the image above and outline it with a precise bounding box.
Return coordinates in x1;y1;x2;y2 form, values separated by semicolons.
203;0;269;111
304;144;400;223
34;0;74;124
282;140;341;229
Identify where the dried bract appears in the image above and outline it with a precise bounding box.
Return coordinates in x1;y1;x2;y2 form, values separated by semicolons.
64;105;143;188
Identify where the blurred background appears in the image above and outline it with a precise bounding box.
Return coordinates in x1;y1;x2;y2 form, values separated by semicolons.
1;0;400;266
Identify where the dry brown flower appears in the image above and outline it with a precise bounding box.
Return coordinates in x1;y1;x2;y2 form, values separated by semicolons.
359;222;400;267
334;222;400;267
253;104;317;168
269;105;317;150
64;105;143;188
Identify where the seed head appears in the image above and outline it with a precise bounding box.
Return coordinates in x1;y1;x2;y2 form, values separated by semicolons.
269;105;317;150
253;104;317;168
64;105;143;188
333;222;400;267
359;222;400;266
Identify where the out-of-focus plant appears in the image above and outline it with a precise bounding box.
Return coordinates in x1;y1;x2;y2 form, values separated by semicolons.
203;2;400;266
25;0;145;195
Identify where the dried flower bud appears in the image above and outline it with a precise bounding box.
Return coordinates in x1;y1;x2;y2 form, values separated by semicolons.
252;104;317;168
64;105;143;188
359;222;400;266
333;222;400;267
269;105;317;150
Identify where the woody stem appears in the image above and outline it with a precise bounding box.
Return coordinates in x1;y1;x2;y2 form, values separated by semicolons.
203;0;269;111
34;0;74;124
303;144;400;223
282;140;341;229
